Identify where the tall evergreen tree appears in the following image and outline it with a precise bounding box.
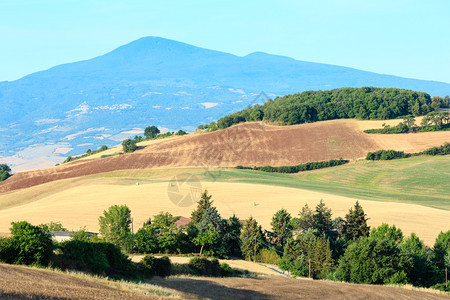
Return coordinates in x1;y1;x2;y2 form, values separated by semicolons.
194;207;224;255
313;200;332;237
240;217;264;261
343;201;370;240
224;215;242;257
270;208;293;247
294;203;315;231
190;190;213;224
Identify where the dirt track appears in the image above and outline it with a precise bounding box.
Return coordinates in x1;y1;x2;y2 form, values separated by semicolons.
1;120;449;193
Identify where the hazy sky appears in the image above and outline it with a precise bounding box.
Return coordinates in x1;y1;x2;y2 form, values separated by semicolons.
1;0;449;83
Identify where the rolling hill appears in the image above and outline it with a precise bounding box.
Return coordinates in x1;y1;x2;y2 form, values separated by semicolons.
2;36;450;171
1;118;449;193
0;118;448;245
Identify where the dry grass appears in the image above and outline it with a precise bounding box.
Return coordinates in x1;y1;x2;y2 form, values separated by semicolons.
152;275;450;300
0;263;178;299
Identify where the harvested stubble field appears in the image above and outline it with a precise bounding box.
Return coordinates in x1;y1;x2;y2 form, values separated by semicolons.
0;263;448;300
1;119;449;193
0;263;175;299
0;174;448;245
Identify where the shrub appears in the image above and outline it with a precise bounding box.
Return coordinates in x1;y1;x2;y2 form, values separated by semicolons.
122;139;137;153
56;240;109;274
255;248;281;264
366;150;409;160
55;240;136;277
140;255;171;277
0;237;18;264
9;221;53;266
188;257;222;276
220;263;233;277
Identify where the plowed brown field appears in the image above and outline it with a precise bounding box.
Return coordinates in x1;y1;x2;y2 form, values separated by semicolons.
1;119;449;193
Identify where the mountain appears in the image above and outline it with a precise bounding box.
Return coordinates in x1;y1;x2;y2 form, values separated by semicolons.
1;36;450;171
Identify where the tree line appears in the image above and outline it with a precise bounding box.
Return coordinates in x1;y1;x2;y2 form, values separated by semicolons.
214;87;440;130
364;112;450;134
236;159;349;173
0;190;448;291
366;142;450;161
122;125;187;153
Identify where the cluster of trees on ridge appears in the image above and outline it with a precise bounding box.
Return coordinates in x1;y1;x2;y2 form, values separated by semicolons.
1;190;449;291
0;164;11;182
122;125;187;153
213;87;443;129
365;112;450;134
366;142;450;161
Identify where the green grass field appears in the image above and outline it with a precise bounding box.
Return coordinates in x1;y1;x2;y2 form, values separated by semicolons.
82;155;450;211
191;155;450;211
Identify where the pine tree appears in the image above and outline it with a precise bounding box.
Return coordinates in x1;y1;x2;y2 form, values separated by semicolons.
191;190;213;224
295;204;315;231
240;217;264;261
270;208;293;247
313;200;332;236
344;201;370;240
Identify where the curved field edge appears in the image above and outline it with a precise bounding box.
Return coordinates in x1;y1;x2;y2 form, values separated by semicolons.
1;156;448;212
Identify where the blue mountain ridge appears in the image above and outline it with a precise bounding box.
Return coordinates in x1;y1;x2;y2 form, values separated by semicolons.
1;36;449;171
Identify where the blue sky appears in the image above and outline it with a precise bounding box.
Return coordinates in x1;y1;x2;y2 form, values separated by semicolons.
1;0;449;83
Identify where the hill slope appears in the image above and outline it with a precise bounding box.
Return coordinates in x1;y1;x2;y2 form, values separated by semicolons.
2;36;450;171
1;119;449;193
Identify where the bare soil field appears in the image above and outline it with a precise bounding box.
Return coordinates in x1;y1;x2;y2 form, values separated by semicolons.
0;180;448;245
1;119;448;193
0;263;172;299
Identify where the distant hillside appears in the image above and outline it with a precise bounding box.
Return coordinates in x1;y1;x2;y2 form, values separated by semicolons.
1;36;450;171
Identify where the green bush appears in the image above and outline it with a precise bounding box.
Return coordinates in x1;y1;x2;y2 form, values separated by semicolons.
140;255;171;277
255;248;281;264
431;283;450;292
56;240;109;274
188;257;222;276
0;237;18;264
55;240;136;277
8;221;53;266
366;150;409;160
220;263;233;277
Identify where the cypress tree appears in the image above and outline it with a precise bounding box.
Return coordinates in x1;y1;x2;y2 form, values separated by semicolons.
240;217;264;261
344;201;370;240
191;190;213;224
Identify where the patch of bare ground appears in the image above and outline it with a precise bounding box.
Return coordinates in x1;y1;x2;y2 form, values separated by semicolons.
153;276;449;300
1;119;449;193
0;263;174;299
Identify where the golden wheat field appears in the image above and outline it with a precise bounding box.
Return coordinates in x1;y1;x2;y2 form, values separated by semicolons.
0;176;448;246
